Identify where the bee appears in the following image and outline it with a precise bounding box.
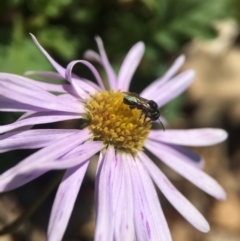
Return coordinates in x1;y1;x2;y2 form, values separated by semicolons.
123;92;165;130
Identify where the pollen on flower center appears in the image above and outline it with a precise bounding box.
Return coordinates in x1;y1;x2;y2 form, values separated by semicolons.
85;90;151;154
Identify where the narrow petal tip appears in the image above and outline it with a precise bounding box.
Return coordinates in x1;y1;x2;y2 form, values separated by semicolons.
94;35;101;40
186;69;195;79
131;42;145;58
200;221;210;233
95;35;103;46
135;41;145;50
213;129;228;143
177;54;186;63
209;178;227;201
216;187;227;201
83;50;101;62
29;33;36;41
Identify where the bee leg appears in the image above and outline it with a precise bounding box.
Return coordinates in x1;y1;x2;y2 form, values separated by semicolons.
144;118;151;126
143;115;151;125
128;105;138;109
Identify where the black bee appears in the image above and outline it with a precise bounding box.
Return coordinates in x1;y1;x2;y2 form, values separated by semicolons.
123;92;165;130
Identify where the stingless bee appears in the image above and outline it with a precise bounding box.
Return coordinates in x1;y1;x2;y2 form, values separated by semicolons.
123;92;165;130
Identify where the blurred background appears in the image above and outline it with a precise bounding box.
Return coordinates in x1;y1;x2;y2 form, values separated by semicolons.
0;0;240;240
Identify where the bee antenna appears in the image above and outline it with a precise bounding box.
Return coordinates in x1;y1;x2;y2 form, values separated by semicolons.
158;119;165;131
157;108;165;131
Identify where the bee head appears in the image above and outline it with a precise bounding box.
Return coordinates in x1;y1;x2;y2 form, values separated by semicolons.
148;100;158;111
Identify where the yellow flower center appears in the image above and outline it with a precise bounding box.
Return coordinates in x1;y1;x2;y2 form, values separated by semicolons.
85;90;151;154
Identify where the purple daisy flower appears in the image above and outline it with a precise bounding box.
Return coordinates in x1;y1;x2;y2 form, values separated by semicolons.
0;35;227;241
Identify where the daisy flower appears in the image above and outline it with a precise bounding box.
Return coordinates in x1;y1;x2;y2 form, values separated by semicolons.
0;35;227;241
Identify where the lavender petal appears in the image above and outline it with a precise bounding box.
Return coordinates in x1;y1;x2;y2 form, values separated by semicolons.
113;153;134;241
0;111;82;134
0;129;80;153
148;128;228;146
140;55;185;98
153;70;195;107
0;72;67;94
139;152;210;232
0;96;47;112
0;129;90;191
30;35;99;94
117;42;145;91
94;146;115;241
65;61;95;98
128;154;172;241
25;71;99;94
145;140;226;200
95;36;117;90
47;161;89;241
43;141;103;170
147;133;205;170
0;74;82;113
30;34;67;77
84;50;101;63
65;60;105;91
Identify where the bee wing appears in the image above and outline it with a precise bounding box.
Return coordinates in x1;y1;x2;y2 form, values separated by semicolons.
135;98;152;110
123;92;153;110
123;92;139;97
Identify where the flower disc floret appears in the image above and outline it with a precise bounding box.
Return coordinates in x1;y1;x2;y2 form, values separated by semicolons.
85;90;151;154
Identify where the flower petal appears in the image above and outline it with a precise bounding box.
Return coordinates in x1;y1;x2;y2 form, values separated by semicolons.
43;141;103;170
25;71;64;79
25;71;100;94
113;152;134;241
149;128;228;146
0;74;82;113
24;71;74;93
30;34;66;77
57;93;80;102
134;159;172;241
140;55;185;98
0;96;45;112
30;34;101;92
47;161;89;241
139;151;210;232
153;70;195;107
0;111;82;134
94;146;115;241
0;129;90;191
5;72;79;95
128;155;172;241
95;36;117;90
108;151;123;212
146;136;204;170
84;50;101;63
0;129;79;153
117;42;145;91
65;60;105;91
11;113;35;131
65;61;94;98
145;140;226;200
2;141;102;172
